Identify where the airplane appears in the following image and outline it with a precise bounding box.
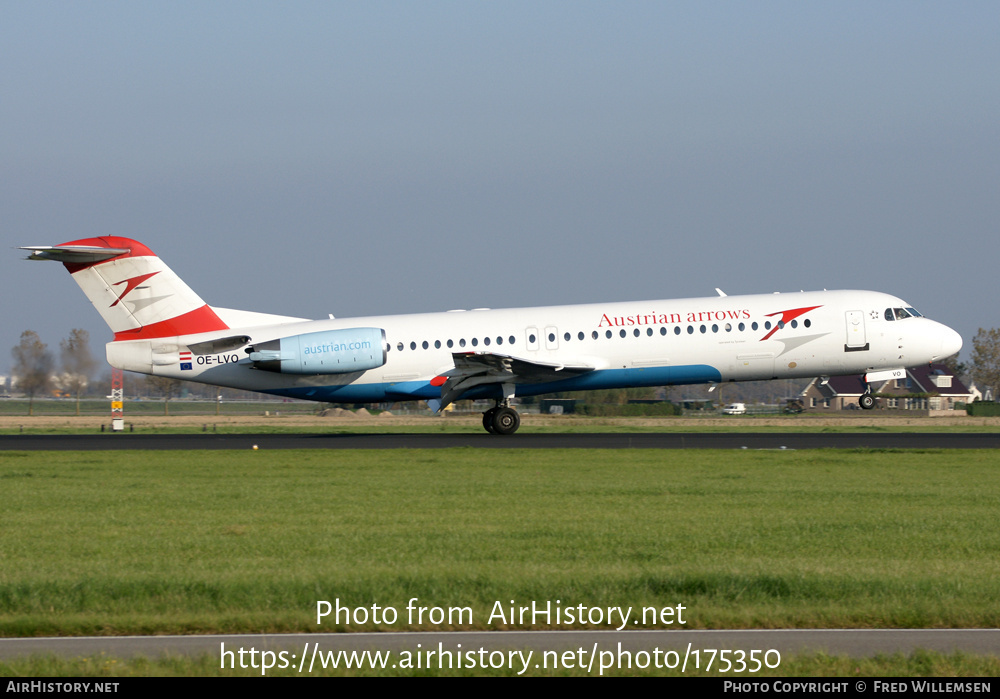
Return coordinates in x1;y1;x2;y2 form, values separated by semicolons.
22;236;963;434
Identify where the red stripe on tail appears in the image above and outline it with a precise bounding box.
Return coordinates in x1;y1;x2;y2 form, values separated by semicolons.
113;305;229;341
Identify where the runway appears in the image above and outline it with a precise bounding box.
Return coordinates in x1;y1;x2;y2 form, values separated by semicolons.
1;431;999;450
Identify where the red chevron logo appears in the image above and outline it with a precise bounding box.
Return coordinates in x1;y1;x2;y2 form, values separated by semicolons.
760;305;822;341
110;272;160;307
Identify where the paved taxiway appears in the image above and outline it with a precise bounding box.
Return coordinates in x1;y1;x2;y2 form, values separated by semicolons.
2;629;998;661
2;432;999;450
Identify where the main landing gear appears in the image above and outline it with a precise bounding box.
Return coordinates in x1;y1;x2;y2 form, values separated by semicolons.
482;402;521;435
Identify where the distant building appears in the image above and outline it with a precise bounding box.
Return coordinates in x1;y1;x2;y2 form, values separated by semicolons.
802;364;973;411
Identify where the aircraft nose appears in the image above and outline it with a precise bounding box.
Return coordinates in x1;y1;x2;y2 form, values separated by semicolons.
938;325;963;360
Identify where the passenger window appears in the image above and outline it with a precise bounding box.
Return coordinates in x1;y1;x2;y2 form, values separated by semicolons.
397;342;404;352
483;337;490;346
497;336;503;345
422;341;429;350
620;329;627;338
447;339;454;348
471;338;479;347
459;339;466;347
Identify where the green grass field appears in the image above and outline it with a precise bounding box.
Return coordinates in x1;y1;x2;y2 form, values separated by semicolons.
2;448;998;639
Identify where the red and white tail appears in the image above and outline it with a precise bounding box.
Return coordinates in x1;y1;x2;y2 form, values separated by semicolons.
22;237;230;341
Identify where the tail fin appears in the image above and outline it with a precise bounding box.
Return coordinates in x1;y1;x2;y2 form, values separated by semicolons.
22;237;230;341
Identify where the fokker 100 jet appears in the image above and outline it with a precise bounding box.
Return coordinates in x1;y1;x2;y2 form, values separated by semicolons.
22;237;962;434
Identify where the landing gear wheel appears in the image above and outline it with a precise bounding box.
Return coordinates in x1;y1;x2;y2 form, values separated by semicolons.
491;407;521;435
859;394;875;410
482;408;498;434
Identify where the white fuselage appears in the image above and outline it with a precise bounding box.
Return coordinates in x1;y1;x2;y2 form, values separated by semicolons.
106;289;962;404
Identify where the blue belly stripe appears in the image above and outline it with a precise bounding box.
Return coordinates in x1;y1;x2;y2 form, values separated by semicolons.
259;364;722;403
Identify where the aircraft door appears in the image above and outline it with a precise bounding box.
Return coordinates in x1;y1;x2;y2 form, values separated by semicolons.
845;310;868;350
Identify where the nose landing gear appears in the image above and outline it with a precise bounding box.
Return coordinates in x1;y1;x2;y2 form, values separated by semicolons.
859;383;876;410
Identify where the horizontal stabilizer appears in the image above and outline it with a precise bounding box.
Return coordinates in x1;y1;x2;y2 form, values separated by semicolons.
21;245;130;264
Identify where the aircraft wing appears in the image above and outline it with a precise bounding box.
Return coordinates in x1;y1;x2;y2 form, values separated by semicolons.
439;351;595;408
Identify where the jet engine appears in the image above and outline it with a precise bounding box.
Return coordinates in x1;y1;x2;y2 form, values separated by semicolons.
248;327;386;374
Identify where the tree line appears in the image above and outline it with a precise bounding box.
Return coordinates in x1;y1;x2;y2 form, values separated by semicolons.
970;328;1000;401
10;329;96;415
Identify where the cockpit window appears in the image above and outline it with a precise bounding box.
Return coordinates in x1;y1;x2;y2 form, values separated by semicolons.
886;307;923;321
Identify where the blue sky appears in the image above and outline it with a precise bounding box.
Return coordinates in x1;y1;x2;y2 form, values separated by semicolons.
3;2;998;378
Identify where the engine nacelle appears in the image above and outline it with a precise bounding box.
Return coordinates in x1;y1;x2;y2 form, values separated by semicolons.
248;327;386;374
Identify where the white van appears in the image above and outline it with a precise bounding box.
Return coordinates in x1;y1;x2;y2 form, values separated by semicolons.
722;403;747;415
